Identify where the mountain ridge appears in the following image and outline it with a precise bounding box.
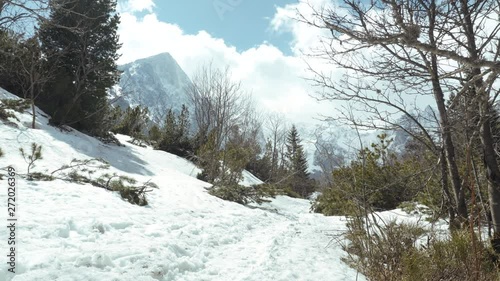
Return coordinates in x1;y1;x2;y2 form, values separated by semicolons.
110;52;192;124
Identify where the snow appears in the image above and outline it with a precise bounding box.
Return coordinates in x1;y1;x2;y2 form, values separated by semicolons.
0;88;365;281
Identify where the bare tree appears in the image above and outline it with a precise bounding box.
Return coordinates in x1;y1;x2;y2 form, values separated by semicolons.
186;62;254;150
300;0;499;231
11;34;56;128
265;112;289;181
0;0;49;29
187;62;262;184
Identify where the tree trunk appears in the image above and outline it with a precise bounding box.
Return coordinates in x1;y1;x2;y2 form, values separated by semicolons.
458;0;500;251
425;2;467;223
440;149;457;227
30;64;36;129
31;100;36;129
430;62;468;222
479;96;500;252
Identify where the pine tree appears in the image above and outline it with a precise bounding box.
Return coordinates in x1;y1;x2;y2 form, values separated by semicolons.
176;105;191;153
113;106;149;140
38;0;120;135
196;130;221;183
157;106;192;157
285;125;315;197
246;139;273;182
148;124;162;144
158;109;177;153
286;125;309;177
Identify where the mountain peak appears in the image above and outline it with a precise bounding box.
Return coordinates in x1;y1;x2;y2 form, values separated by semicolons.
126;52;176;66
110;52;192;124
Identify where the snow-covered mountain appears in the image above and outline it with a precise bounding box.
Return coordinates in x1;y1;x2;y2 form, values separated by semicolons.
390;105;440;153
110;53;192;124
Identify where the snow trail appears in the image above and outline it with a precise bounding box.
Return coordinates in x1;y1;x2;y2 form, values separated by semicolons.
0;89;363;281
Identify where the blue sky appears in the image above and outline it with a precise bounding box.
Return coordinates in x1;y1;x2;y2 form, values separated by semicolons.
115;0;442;158
116;0;338;131
151;0;296;55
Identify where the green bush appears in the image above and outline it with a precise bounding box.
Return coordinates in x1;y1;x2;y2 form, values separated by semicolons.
209;184;251;205
0;99;30;121
49;159;156;206
343;217;426;281
282;186;303;199
156;105;192;157
19;142;42;180
311;187;357;215
313;134;434;216
112;106;149;142
401;231;499;281
96;174;158;206
209;183;277;205
342;216;499;281
29;172;54;181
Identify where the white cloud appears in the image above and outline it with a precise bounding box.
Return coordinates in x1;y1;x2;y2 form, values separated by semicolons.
116;1;339;126
117;0;155;13
270;0;335;55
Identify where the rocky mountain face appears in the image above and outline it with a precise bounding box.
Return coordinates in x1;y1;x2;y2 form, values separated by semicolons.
390;105;440;153
110;52;192;124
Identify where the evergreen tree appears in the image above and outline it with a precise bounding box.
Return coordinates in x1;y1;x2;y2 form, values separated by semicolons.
157;106;192;157
286;126;309;176
246;139;273;182
148;124;162;144
0;30;25;97
196;130;220;183
113;106;149;140
38;0;120;135
176;105;191;152
285;125;315;197
158;109;177;153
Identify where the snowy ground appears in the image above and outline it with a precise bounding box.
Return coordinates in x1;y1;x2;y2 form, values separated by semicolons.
0;89;365;281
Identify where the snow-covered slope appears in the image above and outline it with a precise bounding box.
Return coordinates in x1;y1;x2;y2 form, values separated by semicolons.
0;89;364;281
110;53;192;124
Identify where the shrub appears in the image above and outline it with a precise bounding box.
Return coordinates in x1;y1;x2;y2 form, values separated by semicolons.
0;99;30;121
282;186;302;199
401;231;499;281
343;217;426;281
96;132;122;146
112;106;149;142
342;215;499;281
209;183;277;205
313;134;432;216
50;158;110;179
398;201;436;221
311;187;357;216
95;173;158;206
156;106;192;157
50;159;157;206
117;180;159;206
19;142;42;179
29;172;54;181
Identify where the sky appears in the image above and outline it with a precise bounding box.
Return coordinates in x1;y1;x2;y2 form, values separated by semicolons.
116;0;339;130
144;0;296;54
